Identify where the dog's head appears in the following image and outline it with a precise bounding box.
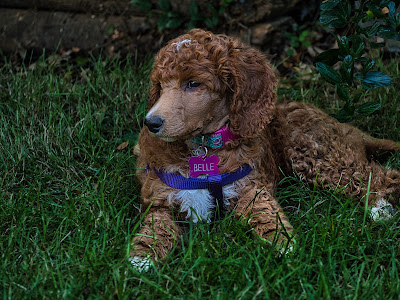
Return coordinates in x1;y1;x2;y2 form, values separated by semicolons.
144;29;277;141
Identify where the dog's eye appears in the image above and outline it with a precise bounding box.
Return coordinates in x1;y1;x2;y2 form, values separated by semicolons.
186;81;201;89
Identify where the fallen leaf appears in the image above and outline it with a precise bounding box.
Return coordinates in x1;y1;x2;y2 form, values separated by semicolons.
117;140;129;150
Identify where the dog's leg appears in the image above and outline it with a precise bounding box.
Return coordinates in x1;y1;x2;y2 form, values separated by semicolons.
129;207;180;271
363;134;400;162
234;186;294;250
284;102;400;219
366;165;400;220
363;136;400;220
291;154;400;220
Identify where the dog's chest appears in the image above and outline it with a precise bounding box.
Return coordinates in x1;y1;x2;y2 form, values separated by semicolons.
168;183;239;223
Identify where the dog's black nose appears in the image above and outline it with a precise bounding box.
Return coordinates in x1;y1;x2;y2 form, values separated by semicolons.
144;115;164;133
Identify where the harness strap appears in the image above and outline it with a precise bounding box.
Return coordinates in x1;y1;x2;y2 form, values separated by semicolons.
151;164;252;212
207;174;224;209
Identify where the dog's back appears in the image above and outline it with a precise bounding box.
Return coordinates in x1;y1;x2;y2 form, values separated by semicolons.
275;101;400;199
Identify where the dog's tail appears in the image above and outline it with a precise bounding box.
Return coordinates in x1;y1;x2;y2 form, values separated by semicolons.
363;133;400;162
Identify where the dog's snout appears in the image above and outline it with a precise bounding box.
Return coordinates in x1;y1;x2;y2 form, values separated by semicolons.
144;115;164;133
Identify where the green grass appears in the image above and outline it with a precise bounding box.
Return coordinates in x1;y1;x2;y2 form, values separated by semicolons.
1;53;400;299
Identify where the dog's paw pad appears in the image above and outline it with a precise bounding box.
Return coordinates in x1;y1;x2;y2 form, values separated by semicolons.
129;256;152;272
370;199;397;221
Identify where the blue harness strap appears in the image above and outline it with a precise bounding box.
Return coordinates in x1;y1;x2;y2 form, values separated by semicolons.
151;164;253;212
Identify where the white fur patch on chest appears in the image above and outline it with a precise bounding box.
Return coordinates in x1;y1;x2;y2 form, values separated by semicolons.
168;183;239;223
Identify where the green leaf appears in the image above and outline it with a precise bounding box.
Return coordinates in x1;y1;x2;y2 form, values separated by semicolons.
331;108;354;123
207;3;218;16
190;0;199;16
106;25;115;36
316;62;343;85
352;38;365;57
204;3;219;28
165;17;184;29
205;16;218;28
286;48;295;56
377;26;396;39
291;40;300;48
205;18;213;28
157;14;169;30
187;20;197;30
356;57;370;63
345;0;351;19
212;15;219;26
314;49;340;66
340;36;350;54
361;22;381;36
380;0;392;6
352;13;366;24
131;0;152;10
167;11;180;18
336;84;351;102
332;35;351;59
358;71;393;89
355;102;381;116
369;41;385;48
320;0;340;11
320;11;347;28
388;1;396;14
362;59;375;76
353;92;362;103
299;30;309;42
366;3;385;18
159;0;171;11
340;55;354;86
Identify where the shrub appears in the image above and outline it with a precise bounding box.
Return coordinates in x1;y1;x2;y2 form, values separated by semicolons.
314;0;400;122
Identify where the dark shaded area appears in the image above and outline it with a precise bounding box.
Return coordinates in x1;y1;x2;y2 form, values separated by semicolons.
0;0;320;65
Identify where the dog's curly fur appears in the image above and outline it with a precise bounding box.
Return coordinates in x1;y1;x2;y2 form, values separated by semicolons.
131;29;400;262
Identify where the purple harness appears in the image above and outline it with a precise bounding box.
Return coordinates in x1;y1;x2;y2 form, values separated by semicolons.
150;164;253;212
147;125;251;217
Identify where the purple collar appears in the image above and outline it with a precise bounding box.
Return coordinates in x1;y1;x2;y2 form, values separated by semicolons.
150;164;253;216
190;126;240;149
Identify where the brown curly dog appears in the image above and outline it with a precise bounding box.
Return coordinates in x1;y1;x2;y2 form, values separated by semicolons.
130;29;400;271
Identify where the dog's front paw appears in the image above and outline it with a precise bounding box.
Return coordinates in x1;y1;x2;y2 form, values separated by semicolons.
370;199;397;221
129;256;152;272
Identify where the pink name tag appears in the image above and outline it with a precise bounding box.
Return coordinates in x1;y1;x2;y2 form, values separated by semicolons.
188;155;219;178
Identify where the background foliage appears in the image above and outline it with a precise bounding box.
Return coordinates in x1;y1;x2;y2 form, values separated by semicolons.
130;0;232;31
315;0;400;122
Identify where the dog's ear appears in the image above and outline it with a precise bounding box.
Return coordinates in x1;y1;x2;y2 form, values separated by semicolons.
147;51;164;110
147;81;161;109
226;41;277;138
